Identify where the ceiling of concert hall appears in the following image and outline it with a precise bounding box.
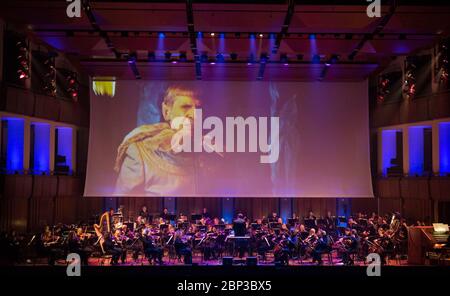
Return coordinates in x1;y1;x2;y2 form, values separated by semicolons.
2;0;450;81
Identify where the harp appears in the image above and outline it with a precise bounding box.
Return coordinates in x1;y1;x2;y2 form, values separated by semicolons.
93;212;111;253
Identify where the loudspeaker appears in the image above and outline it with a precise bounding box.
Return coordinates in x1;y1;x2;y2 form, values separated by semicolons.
246;257;257;266
222;257;233;266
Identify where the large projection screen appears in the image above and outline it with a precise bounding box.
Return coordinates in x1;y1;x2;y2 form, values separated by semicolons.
85;80;373;198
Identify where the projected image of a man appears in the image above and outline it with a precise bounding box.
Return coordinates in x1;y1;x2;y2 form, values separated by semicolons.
114;86;199;195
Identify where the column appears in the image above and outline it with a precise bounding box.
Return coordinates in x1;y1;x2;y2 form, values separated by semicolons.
50;124;55;173
23;118;31;172
402;126;409;175
432;121;440;175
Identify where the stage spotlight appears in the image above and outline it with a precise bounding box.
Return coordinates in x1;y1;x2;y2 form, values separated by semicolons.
16;41;30;80
312;54;321;64
259;33;264;38
179;51;187;62
197;32;203;38
308;34;316;40
280;53;288;65
158;32;165;38
216;53;225;63
164;51;172;61
249;33;256;39
210;32;215;37
230;53;238;61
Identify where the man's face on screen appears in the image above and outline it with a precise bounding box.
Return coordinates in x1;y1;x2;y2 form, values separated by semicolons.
163;95;197;126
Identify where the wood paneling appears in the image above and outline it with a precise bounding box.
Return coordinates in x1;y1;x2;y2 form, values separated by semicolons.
372;91;450;128
376;177;401;198
1;85;87;127
34;94;59;121
430;177;450;200
400;177;430;200
2;86;34;116
293;198;336;219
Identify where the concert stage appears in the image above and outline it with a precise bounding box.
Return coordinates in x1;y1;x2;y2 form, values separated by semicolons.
1;1;450;292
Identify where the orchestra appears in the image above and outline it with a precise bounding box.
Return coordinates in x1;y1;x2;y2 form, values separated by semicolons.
0;206;412;267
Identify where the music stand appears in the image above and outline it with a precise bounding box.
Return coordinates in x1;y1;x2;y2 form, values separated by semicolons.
159;224;169;231
177;222;189;230
269;222;281;229
214;224;226;231
198;225;207;232
304;219;316;229
251;223;261;231
191;214;202;222
337;216;348;227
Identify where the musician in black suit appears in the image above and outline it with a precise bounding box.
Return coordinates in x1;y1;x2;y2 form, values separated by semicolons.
174;230;192;264
103;233;123;265
338;228;358;266
141;230;163;265
160;208;170;222
139;205;150;222
202;208;211;220
311;230;332;265
233;213;248;258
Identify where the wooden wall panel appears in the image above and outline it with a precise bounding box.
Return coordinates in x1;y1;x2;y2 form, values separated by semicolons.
77;196;104;223
376;177;401;198
430;177;450;201
57;176;81;196
293;198;336;219
3;86;34;116
408;98;429;122
32;176;57;197
351;198;377;215
400;177;430;200
59;100;84;126
378;198;402;216
430;92;450;119
29;196;54;231
371;92;450;128
34;94;59;121
2;175;33;198
403;199;432;224
54;195;78;225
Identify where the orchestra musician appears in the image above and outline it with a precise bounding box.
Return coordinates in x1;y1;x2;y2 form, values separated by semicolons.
17;209;417;267
174;229;192;264
202;208;211;220
160;208;170;223
40;225;62;266
337;228;359;266
67;230;91;266
141;229;164;265
311;230;332;265
139;205;150;223
233;213;248;258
